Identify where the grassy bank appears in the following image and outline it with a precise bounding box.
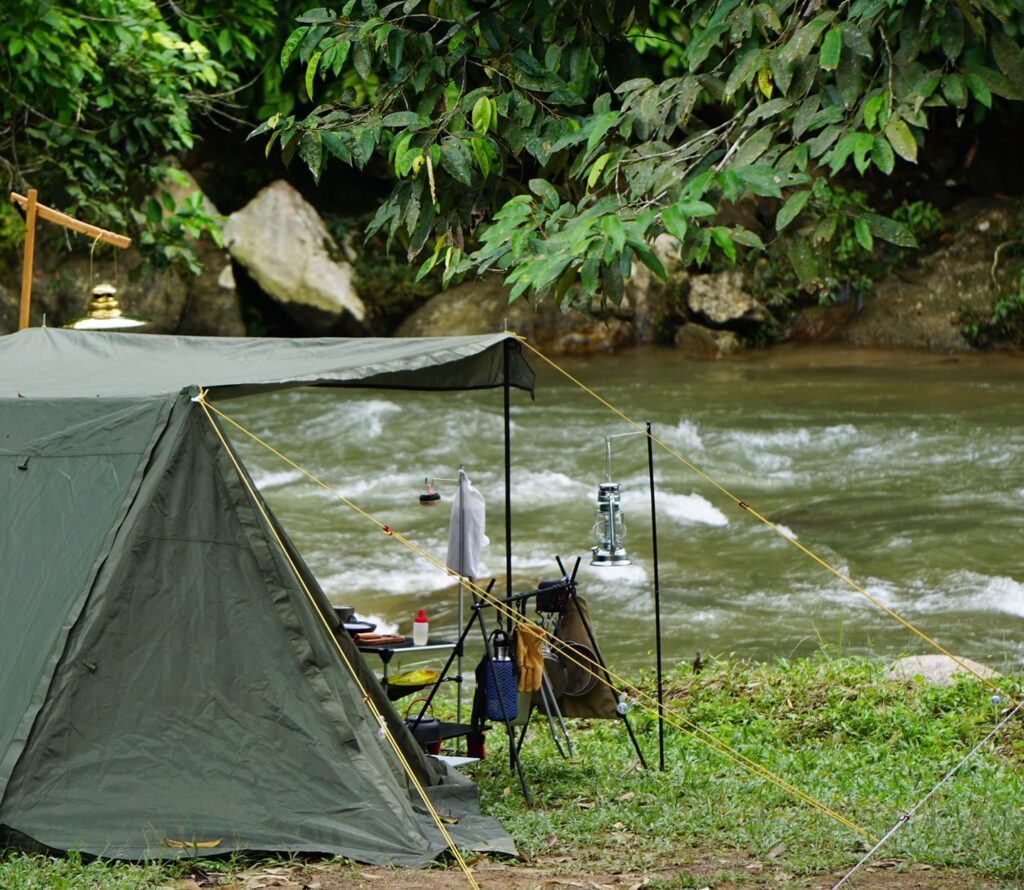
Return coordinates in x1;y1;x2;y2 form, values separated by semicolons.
480;653;1024;882
3;654;1022;889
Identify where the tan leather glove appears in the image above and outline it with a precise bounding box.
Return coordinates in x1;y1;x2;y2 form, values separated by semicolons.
515;622;545;693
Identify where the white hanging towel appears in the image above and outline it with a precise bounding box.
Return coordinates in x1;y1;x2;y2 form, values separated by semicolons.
446;471;486;578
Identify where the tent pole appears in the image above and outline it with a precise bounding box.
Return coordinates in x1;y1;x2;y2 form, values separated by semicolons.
647;421;665;771
457;468;468;724
503;339;513;627
17;189;38;330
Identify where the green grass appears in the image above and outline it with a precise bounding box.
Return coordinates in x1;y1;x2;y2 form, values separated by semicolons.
2;653;1021;887
0;851;166;889
474;653;1024;879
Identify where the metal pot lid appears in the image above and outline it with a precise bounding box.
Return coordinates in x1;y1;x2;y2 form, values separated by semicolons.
561;641;599;697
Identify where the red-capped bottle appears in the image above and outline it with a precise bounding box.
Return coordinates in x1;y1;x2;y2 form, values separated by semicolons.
413;608;429;646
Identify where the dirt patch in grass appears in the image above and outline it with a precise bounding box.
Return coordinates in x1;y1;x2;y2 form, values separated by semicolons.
172;852;1012;890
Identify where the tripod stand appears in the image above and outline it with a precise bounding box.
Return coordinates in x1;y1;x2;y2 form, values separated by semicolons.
410;557;648;802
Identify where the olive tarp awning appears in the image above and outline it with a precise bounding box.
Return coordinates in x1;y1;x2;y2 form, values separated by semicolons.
0;327;535;399
0;329;527;863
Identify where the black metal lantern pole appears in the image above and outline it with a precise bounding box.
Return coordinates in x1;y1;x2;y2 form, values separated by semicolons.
503;339;513;625
647;421;665;771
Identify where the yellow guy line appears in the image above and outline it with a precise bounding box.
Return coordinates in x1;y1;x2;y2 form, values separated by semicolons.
512;334;1014;704
194;392;481;890
201;399;873;842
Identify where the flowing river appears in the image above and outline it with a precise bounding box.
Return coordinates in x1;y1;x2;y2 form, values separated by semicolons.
228;345;1024;676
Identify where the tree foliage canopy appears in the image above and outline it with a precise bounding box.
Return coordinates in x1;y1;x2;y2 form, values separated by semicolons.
259;0;1024;305
0;0;280;267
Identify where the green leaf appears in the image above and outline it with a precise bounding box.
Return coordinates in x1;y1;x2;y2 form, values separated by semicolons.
732;227;765;250
853;217;872;251
471;95;491;135
387;28;405;69
479;10;505;51
747;97;792;125
440;137;473;185
601;215;626;252
754;3;783;34
585;111;621;153
280;28;305;71
381;111;422;128
963;73;992;108
862;93;885;130
586;152;614;189
860;212;917;248
674;200;716;218
775;190;811;231
939;8;964;60
352;42;371;81
871;136;894;174
580;256;600;294
295;8;336;23
724;47;762;99
710;227;736;263
662;204;689;242
299;131;324;183
633;243;667;279
731;125;775;166
964;64;1024;101
528;178;560;210
717;169;741;202
820;28;842;71
884;118;917;163
615;77;654;94
470;136;491;178
322;131;351;164
391;130;414;173
145;197;162;226
305;50;322;101
734;165;782;198
942;74;967;109
990;33;1024;91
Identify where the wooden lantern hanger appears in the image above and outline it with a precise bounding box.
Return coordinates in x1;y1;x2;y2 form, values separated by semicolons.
10;189;132;331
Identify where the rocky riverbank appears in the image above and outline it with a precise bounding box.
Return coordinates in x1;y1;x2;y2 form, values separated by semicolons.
3;181;1021;358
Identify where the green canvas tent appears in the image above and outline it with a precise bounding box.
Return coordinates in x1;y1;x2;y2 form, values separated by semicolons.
0;327;533;863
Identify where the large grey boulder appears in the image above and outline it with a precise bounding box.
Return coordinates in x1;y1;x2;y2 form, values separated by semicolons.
397;275;635;353
673;322;742;358
223;181;365;334
688;270;769;326
884;654;1000;687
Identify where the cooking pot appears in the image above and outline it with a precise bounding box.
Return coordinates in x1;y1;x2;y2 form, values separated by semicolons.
405;714;442;745
333;604;356;623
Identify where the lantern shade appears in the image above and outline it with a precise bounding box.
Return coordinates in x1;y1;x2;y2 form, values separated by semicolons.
63;283;149;331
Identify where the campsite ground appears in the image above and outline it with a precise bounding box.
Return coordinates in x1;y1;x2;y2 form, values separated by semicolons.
4;655;1022;890
167;851;1018;890
165;852;1015;884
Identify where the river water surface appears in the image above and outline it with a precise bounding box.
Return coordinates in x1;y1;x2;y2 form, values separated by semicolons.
229;345;1024;676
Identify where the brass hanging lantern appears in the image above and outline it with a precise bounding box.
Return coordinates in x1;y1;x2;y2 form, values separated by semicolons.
63;283;148;331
